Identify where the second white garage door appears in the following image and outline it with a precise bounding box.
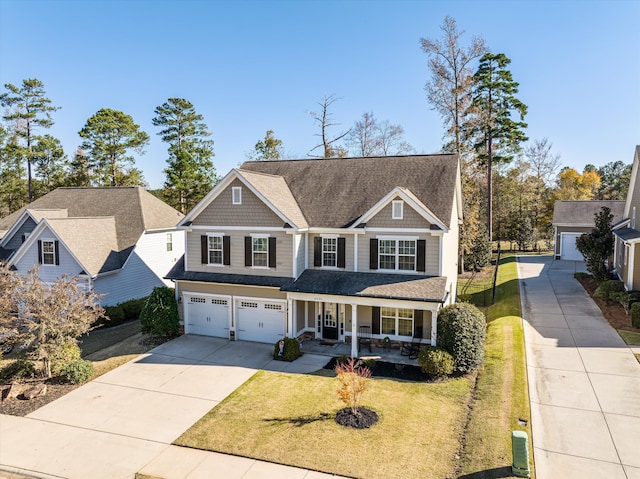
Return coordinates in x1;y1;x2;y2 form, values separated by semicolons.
184;294;231;338
235;299;286;343
560;233;585;261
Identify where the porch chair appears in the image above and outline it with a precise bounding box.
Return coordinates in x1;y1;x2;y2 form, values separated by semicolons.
358;325;372;354
400;335;423;360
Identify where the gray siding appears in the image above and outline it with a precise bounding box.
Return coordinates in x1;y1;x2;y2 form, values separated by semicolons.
295;233;305;277
366;201;431;229
192;179;284;227
186;229;293;277
3;217;37;252
356;231;440;276
295;300;306;333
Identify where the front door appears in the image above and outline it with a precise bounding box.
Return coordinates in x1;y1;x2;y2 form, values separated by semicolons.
322;302;338;340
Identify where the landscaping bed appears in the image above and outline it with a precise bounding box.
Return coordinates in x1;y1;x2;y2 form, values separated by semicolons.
322;357;433;382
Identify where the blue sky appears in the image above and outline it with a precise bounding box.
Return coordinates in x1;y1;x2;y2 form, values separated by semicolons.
1;0;638;189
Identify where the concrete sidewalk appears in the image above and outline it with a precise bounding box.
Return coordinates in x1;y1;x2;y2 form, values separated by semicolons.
0;336;345;479
518;256;640;479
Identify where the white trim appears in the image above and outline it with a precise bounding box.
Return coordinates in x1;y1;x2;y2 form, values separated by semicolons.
352;187;449;231
354;235;358;271
627;244;634;290
304;232;309;270
206;233;225;266
285;291;444;309
366;227;444;235
308;228;365;235
559;232;584;261
438;235;443;276
376;235;420;241
250;233;271;238
40;238;57;266
232;186;242;205
392;200;404;220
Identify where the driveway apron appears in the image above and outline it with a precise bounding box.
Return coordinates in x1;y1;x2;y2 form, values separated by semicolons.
0;336;336;479
518;256;640;479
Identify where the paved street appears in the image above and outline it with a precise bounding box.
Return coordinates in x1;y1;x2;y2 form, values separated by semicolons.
518;256;640;479
0;336;343;479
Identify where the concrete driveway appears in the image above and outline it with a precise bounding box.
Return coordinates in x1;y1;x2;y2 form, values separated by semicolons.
0;336;338;479
518;256;640;479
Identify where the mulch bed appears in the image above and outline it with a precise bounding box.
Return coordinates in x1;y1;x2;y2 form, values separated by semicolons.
576;275;640;333
323;357;433;382
0;378;79;417
335;406;379;429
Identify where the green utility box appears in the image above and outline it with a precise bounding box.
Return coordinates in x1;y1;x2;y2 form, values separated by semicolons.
511;430;530;478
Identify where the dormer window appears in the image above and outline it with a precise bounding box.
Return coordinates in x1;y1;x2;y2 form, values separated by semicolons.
392;200;403;220
232;187;242;205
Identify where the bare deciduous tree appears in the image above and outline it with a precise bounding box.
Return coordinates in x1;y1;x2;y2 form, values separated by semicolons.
346;112;413;157
308;94;350;158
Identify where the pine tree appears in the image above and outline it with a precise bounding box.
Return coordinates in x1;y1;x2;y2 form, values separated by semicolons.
152;98;216;213
248;130;283;161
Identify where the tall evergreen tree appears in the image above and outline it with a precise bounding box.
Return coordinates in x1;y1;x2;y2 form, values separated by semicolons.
0;125;28;215
0;78;59;203
32;134;67;196
470;52;528;241
79;108;149;187
64;147;93;187
152;98;216;213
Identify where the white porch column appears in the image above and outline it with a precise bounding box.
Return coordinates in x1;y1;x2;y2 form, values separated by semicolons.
431;309;438;346
351;303;358;358
287;299;294;338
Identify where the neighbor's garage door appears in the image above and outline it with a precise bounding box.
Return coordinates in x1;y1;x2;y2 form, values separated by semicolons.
184;294;230;338
235;299;286;343
560;233;584;261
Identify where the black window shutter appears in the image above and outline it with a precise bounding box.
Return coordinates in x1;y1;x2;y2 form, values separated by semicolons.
337;237;346;268
201;235;208;264
313;237;322;267
371;306;381;334
223;236;231;265
244;237;252;266
268;237;277;268
54;241;60;265
369;238;378;270
37;240;43;264
21;234;25;243
417;239;426;272
414;310;424;338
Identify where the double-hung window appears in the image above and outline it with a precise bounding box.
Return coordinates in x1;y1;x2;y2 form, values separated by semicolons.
322;237;337;267
208;235;224;265
381;307;413;337
252;236;268;267
42;240;56;265
166;233;173;252
379;238;416;271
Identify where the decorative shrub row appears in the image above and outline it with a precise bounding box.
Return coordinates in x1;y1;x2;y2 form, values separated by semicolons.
418;345;455;377
594;280;625;301
94;297;147;328
273;337;302;361
60;358;94;384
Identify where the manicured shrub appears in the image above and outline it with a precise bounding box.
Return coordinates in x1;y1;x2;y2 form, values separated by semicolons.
51;342;81;377
437;302;486;374
60;358;94;384
121;297;146;320
632;302;640;329
418;345;455;377
0;358;37;381
273;337;302;361
594;280;625;301
139;287;179;337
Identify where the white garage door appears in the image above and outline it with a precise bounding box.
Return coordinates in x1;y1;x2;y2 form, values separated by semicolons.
235;299;286;343
560;233;584;261
184;294;230;338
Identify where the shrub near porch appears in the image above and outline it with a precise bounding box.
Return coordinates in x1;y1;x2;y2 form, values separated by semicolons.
175;370;473;479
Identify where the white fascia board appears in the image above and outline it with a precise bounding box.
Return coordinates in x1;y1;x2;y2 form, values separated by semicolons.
0;210;33;248
284;291;444;309
353;187;449;232
8;219;90;275
187;225;290;232
307;228;365;235
612;219;631;231
364;227;444;235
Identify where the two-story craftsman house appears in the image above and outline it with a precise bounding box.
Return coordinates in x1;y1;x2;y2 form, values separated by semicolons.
166;154;462;357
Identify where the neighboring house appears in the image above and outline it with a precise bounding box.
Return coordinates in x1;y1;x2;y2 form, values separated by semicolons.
166;154;462;357
613;146;640;290
552;200;624;260
0;187;185;305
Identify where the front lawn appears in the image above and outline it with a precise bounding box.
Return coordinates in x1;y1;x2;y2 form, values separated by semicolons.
175;370;473;479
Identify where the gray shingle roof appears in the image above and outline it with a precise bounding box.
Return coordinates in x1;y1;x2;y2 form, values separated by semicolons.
282;269;448;303
614;227;640;241
165;256;294;288
0;187;183;250
552;200;625;226
239;154;459;228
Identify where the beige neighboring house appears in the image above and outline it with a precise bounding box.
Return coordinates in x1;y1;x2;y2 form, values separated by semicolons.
613;146;640;290
552;200;624;260
0;187;184;305
166;154;462;358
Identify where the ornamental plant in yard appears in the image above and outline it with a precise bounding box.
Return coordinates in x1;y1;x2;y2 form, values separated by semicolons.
334;357;372;415
139;286;179;337
437;302;486;374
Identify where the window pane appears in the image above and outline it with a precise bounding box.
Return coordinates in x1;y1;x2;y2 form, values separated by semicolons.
323;253;336;267
381;308;396;335
398;241;415;255
379;240;396;254
209;236;222;249
379;255;396;269
398;319;413;336
254;252;268;267
42;241;55;265
398;256;415;270
253;238;267;252
322;238;337;267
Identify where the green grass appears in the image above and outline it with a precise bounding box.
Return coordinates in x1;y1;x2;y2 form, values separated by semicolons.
175;370;473;479
618;329;640;345
457;253;534;478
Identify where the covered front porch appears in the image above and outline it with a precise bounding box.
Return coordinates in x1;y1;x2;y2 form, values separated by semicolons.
298;338;420;365
283;269;449;358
